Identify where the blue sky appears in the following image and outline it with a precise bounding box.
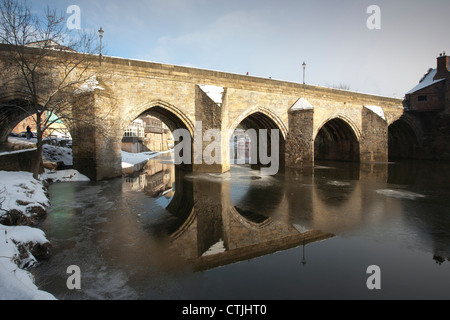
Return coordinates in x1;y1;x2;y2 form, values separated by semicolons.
31;0;450;98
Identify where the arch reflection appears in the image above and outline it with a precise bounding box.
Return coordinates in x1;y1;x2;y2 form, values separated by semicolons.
122;154;450;272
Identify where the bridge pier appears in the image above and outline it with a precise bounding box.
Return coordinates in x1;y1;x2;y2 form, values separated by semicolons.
71;86;122;181
285;101;315;168
193;85;230;174
360;106;389;163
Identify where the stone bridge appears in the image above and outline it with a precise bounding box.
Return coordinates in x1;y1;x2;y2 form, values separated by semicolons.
0;47;419;180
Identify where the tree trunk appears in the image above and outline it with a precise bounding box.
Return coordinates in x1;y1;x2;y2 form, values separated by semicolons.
32;144;42;180
32;112;43;180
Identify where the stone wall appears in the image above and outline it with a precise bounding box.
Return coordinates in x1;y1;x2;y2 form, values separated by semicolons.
0;149;42;173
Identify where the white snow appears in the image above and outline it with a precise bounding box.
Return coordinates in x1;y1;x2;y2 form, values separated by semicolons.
0;171;49;216
74;75;105;94
0;141;91;299
201;239;226;256
41;169;90;182
327;180;351;187
290;98;313;111
376;189;425;200
42;144;73;166
293;224;310;234
121;150;169;168
406;68;445;94
0;148;37;156
0;225;55;300
364;105;386;120
199;84;224;106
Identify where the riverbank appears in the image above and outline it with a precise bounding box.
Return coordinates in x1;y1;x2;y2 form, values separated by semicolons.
0;146;169;299
0;169;89;299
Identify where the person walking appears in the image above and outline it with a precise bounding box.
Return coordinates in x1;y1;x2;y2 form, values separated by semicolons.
26;126;32;140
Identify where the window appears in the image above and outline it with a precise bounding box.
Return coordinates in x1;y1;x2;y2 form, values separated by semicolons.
418;95;428;102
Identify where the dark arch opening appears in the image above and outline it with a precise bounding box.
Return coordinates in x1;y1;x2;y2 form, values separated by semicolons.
314;118;360;162
388;119;419;161
0;99;73;153
0;99;36;143
230;111;286;171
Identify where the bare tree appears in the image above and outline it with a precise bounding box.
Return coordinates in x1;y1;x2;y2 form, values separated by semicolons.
326;82;352;91
0;0;100;179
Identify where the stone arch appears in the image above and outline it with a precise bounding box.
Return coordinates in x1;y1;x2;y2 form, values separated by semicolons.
121;100;195;171
315;114;362;143
123;100;195;137
228;107;287;170
228;106;288;142
0;95;73;143
388;114;421;160
314;115;361;162
230;206;272;229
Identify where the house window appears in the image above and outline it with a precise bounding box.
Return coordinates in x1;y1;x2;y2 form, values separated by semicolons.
418;95;428;102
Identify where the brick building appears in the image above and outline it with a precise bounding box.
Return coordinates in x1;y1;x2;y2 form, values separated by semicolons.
405;52;450;113
404;53;450;159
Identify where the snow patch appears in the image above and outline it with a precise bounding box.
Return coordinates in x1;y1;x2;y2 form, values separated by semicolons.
41;169;90;182
42;144;73;166
74;76;104;94
201;239;226;256
293;224;310;234
121;150;170;168
0;171;49;216
0;225;55;300
376;189;425;200
199;84;224;106
364;105;386;120
327;180;351;187
290;98;313;111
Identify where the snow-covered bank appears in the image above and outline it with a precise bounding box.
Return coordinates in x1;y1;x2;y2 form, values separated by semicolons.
0;168;89;300
0;171;56;300
0;171;50;226
42;144;73;167
0;225;55;300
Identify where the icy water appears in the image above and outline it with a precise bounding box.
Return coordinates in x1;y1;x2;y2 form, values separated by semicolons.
34;154;450;300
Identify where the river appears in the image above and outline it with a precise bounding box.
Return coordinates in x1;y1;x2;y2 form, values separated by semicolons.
34;153;450;299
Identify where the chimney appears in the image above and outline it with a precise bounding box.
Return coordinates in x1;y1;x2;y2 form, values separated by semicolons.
434;52;450;80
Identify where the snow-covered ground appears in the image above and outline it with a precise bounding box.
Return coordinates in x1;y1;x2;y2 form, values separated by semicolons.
0;169;91;300
0;224;56;300
0;171;57;300
42;144;73;166
0;139;89;300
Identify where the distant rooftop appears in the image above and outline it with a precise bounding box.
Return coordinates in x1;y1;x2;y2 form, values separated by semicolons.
26;40;76;52
406;68;445;94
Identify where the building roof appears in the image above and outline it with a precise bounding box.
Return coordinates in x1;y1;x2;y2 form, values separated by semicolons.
406;68;445;95
26;40;76;52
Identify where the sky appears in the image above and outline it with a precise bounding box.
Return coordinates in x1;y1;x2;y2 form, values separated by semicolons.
29;0;450;98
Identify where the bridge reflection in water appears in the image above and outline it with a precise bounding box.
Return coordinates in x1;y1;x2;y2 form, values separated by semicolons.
121;152;450;273
122;153;334;272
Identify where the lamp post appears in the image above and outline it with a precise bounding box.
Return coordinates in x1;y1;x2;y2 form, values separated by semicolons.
302;61;306;92
301;242;307;266
98;27;104;66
